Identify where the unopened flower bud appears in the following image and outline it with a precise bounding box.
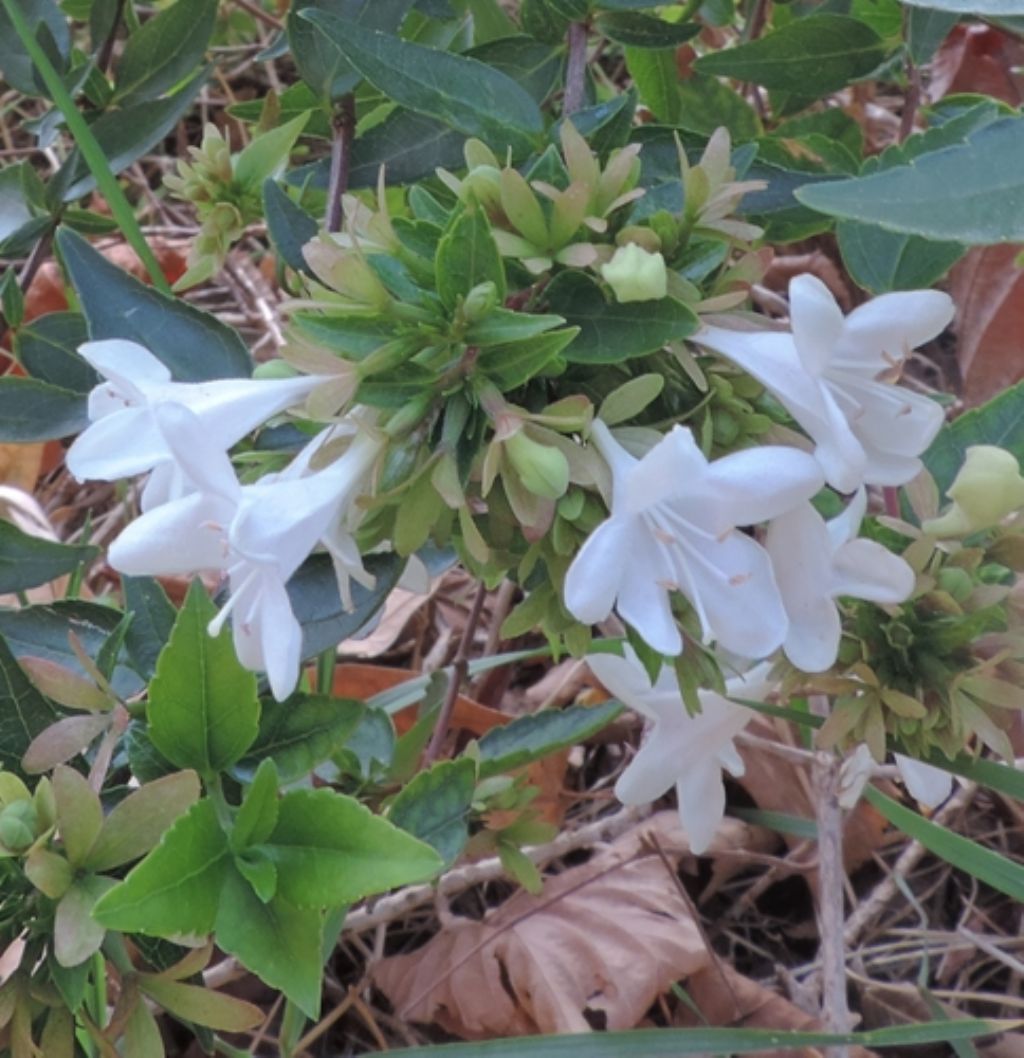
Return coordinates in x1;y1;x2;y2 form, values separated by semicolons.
506;431;569;500
0;800;36;853
463;281;498;322
600;243;667;303
937;566;972;602
252;360;298;381
923;446;1024;537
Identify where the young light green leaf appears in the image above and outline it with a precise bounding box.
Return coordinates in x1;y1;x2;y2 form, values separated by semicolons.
93;798;231;936
695;15;888;97
54;876;115;967
234;113;310;189
301;12;544;157
147;581;260;776
435;204;506;313
796;116;1024;244
113;0;216;103
624;47;681;124
477;700;622;778
52;764;102;868
599;373;665;426
231;758;279;852
389;758;476;866
138;977;262;1032
476;327;578;390
264;788;444;908
85;770;202;872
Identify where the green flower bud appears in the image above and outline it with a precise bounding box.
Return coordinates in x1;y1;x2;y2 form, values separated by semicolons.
0;800;37;853
599;243;667;303
923;445;1024;537
252;360;298;381
937;566;973;603
505;431;569;500
463;281;498;322
711;410;740;447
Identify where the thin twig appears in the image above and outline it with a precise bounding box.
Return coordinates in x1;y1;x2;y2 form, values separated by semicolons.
422;580;488;765
228;0;284;31
563;22;588;117
325;94;356;234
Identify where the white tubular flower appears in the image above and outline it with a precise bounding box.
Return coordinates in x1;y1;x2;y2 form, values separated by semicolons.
66;339;326;509
564;420;824;658
694;275;954;492
765;488;915;673
108;404;382;700
589;650;774;854
894;754;954;808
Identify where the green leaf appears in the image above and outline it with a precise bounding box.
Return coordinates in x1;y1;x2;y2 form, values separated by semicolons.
139;977;262;1032
466;36;563;104
624;47;680;124
147;581;260;776
476;327;578;389
923;379;1024;494
54;876;115;967
545;272;698;363
238;694;363;784
264;787;443;907
389;758;476;865
57;228;252;381
837;221;962;294
385;1021;1013;1057
0;601;142;698
477;700;622;778
93;798;231;935
263;179;318;277
597;11;699;47
0;377;87;441
59;69;208;200
0;522;97;594
14;312;97;393
435;204;506;313
231;758;279;851
0;633;60;777
465;309;566;346
113;0;216;103
301;13;544;157
695;15;888;97
215;866;325;1018
864;786;1024;902
122;577;177;681
0;162;42;245
901;0;1016;11
906;5;959;65
288;0;416;101
926;753;1024;802
53;764;102;867
796;116;1024;244
85;771;202;872
0;0;69;97
235;113;310;189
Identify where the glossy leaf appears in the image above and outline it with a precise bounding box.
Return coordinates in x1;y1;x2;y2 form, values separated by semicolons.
93;798;231;935
597;11;700;47
624;47;680;124
0;377;87;441
263;179;318;276
301;12;544;157
122;577;177;681
14;312;97;393
695;15;888;97
466;35;563;104
0;633;60;777
476;328;578;389
435;204;506;312
0;0;69;96
0;522;97;594
389;758;476;865
231;758;280;851
477;699;622;777
57;228;252;381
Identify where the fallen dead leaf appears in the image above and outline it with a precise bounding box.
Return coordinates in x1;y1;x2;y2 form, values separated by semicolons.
374;812;760;1039
339;584;437;658
930;25;1024;107
948;244;1024;405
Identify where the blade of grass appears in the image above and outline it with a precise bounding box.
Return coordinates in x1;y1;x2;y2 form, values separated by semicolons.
864;785;1024;902
0;0;172;294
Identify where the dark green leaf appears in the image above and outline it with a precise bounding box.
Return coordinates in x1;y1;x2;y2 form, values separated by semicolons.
147;581;260;776
545;272;698;363
389;758;475;865
0;377;87;441
57;227;251;381
113;0;216;103
0;162;40;244
93;798;231;935
335;706;395;779
465;309;566;346
466;35;563;104
478;700;622;777
695;15;888;97
795;115;1024;244
837;220;962;295
288;551;404;659
263;179;318;276
388;1022;1010;1058
865;785;1024;902
476;327;577;389
125;722;177;783
301;13;544;157
0;0;69;96
264;787;444;907
0;600;141;697
215;866;324;1018
14;312;97;392
238;694;363;783
0;522;97;594
0;633;59;777
906;5;959;65
596;11;700;47
923;379;1024;495
60;69;208;200
435;204;506;312
121;576;177;681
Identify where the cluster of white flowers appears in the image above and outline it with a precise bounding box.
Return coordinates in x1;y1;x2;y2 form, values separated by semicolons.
67;274;957;848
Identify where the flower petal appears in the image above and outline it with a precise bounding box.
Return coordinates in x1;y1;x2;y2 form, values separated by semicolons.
789;274;845;375
78;339;171;390
154;403;240;500
108;493;233;575
615;732;685;805
825;486;867;551
564;518;631;625
832;374;945;459
895;754;953;808
675;765;725;854
620;425;707;514
65;408;169;482
588;653;667;723
615;545;683;656
831;538;915;604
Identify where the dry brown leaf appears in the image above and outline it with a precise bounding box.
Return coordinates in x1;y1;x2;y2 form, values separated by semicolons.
339;585;437;658
949;244;1024;405
677;964;876;1058
374;812;714;1038
930;25;1024;107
